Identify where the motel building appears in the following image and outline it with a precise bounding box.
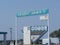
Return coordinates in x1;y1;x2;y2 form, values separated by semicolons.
23;26;48;45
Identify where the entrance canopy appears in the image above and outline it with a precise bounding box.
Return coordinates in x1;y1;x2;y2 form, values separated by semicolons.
0;32;7;34
0;32;7;45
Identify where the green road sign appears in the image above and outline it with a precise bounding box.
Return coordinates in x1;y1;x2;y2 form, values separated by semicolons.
16;9;49;17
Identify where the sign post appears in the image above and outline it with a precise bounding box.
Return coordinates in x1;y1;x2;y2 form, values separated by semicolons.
16;9;49;45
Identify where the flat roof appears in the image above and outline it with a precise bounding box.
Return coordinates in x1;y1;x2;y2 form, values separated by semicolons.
0;32;7;34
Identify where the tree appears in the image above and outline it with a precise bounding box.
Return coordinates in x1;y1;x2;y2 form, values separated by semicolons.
50;29;60;44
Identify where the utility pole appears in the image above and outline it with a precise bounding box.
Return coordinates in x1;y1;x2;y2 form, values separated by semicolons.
10;28;12;40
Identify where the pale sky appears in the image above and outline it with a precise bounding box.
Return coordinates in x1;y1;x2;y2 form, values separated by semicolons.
0;0;60;40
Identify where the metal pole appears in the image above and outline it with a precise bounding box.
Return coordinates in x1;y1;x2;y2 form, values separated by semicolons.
15;16;18;45
47;14;50;45
4;34;6;45
10;28;12;40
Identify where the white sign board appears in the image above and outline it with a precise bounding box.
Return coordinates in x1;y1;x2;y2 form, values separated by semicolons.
50;38;59;43
40;15;48;20
23;26;31;44
42;39;49;44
